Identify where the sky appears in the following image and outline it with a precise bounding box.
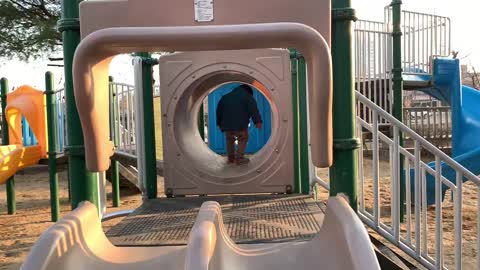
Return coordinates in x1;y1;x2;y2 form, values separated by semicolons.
1;0;479;89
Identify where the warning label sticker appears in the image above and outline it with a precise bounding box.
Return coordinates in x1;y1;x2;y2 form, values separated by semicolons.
194;0;214;22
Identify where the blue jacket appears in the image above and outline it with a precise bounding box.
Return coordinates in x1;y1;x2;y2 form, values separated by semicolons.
216;88;262;131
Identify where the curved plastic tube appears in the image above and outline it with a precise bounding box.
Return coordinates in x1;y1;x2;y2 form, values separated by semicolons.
73;22;332;171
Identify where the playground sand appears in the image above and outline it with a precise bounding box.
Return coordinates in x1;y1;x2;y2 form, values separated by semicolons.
0;160;477;269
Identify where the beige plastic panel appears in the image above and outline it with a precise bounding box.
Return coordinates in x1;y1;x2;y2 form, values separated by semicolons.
73;23;332;171
160;49;293;195
21;196;380;270
79;0;330;45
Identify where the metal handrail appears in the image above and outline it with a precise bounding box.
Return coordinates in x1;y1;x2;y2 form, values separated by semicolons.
357;91;479;184
356;90;480;270
101;209;134;222
54;88;65;94
404;106;450;111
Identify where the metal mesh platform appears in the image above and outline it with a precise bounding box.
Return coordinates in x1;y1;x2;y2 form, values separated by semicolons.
106;195;326;246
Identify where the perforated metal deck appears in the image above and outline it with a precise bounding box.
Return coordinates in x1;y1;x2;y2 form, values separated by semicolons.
106;195;325;246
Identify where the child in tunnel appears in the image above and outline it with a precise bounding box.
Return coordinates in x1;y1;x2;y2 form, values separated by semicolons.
216;84;262;165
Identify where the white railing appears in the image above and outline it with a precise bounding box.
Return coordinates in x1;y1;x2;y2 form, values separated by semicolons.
404;106;452;149
110;82;161;156
356;91;479;270
385;8;451;74
54;88;68;153
354;10;451;128
354;29;393;124
355;20;386;32
110;83;137;155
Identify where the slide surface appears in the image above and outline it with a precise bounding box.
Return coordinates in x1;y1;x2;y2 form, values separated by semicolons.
0;145;42;184
21;196;380;270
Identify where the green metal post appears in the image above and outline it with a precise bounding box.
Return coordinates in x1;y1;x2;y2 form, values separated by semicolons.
391;0;405;220
136;52;157;199
0;78;15;214
297;56;310;194
45;72;60;221
329;0;359;210
109;76;120;207
290;52;301;194
58;0;99;210
198;105;205;141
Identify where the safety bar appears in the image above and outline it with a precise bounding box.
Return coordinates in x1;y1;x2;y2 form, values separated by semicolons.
73;22;333;171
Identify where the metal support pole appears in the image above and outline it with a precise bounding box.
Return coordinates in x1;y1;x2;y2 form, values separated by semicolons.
391;0;405;220
298;56;310;194
0;78;15;214
135;52;157;199
109;76;120;207
330;0;359;210
45;72;60;221
58;0;99;210
290;51;301;194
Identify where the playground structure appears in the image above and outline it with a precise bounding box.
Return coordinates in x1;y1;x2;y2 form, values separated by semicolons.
407;58;480;204
0;86;47;184
0;0;476;269
19;0;384;269
159;49;294;196
0;79;66;221
349;8;480;270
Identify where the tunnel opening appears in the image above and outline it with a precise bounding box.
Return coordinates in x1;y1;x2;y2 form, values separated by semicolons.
172;70;282;182
202;82;273;156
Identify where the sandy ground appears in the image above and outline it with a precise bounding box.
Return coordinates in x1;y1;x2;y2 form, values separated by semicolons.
0;156;478;269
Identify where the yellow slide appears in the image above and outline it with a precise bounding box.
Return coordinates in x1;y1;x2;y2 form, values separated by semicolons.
0;85;47;184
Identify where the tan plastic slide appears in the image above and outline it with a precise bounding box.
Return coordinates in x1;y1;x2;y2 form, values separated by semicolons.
21;196;380;270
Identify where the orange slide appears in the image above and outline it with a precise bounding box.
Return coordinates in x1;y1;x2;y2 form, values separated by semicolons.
0;86;47;184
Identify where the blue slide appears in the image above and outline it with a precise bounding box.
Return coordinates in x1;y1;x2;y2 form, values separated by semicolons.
409;58;480;205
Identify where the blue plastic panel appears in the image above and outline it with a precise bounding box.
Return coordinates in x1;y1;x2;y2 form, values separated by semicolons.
21;98;66;151
412;58;480;204
208;83;272;154
21;116;38;146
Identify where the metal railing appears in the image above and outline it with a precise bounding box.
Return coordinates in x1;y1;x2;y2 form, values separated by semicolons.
110;82;161;156
356;91;479;270
355;20;386;32
54;88;67;153
385;8;451;74
354;29;393;124
110;83;137;155
404;106;452;149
